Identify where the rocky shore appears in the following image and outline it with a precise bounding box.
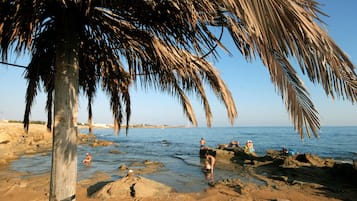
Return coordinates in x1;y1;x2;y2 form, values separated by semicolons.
1;121;356;201
0;121;112;165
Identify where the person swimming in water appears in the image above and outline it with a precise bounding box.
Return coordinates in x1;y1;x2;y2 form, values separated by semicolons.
82;152;92;166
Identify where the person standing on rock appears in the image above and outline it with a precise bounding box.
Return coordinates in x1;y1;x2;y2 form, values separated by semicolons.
200;137;207;150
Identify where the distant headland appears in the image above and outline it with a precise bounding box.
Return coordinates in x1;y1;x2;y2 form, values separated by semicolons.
1;119;186;129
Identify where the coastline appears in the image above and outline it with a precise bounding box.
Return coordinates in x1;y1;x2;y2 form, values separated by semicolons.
1;122;356;201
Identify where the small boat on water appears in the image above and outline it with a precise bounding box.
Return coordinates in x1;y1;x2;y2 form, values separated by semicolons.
199;148;216;158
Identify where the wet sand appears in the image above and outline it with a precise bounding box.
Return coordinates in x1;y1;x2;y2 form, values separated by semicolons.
0;122;356;201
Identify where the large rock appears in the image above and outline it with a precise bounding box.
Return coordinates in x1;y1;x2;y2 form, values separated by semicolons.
0;132;16;165
295;154;333;167
92;175;174;200
0;132;11;144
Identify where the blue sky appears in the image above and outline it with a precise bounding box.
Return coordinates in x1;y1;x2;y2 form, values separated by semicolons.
0;0;356;127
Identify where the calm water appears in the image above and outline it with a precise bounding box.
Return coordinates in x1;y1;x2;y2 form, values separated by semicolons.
11;126;357;192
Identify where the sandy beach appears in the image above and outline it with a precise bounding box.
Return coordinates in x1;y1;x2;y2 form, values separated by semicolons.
0;121;356;201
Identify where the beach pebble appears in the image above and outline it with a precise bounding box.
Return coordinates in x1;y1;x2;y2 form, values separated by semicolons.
243;159;255;165
118;164;128;170
127;169;134;177
270;175;288;182
18;181;28;188
144;160;155;165
109;149;121;154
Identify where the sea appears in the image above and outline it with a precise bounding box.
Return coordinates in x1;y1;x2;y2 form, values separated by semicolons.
11;126;357;192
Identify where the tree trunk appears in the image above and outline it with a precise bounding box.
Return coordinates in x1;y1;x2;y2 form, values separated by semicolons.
50;9;80;201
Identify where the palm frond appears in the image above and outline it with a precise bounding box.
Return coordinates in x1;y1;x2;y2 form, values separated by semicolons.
1;0;355;138
23;71;39;131
219;0;356;137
